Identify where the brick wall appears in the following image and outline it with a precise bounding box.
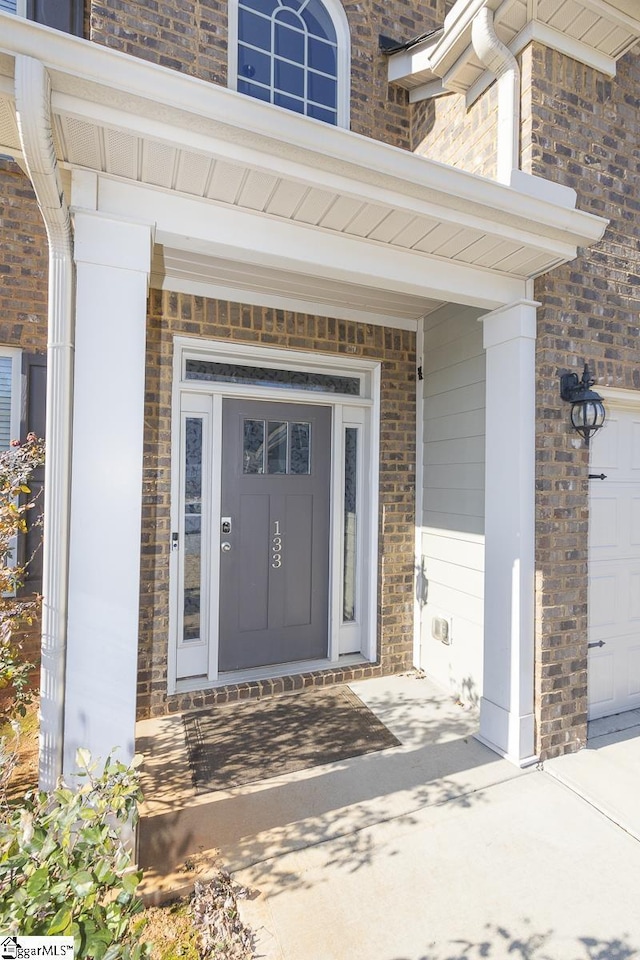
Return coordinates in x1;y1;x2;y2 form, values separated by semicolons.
411;81;498;179
137;291;417;718
525;45;640;757
0;160;48;355
87;0;449;149
0;160;48;682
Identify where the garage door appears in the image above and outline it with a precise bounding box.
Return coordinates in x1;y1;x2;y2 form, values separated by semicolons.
588;400;640;720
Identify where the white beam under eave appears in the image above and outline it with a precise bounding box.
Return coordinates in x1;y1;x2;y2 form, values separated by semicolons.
94;178;527;311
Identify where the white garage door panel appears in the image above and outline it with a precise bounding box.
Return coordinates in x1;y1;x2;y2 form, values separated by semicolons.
631;572;640;620
589;651;614;711
632;498;640;545
589;497;617;549
588;400;640;721
589;574;616;627
629;647;640;697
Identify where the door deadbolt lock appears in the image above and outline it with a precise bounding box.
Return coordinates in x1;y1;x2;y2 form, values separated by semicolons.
221;517;232;535
221;541;231;552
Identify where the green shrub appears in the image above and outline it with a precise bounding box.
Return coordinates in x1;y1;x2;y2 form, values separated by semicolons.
0;749;151;960
0;433;46;721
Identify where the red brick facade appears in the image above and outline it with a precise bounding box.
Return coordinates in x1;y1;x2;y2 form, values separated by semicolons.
527;45;640;756
137;291;416;717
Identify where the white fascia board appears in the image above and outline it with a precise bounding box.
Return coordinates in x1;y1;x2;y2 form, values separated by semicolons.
408;79;449;103
95;177;526;309
0;14;608;253
386;45;438;85
54;91;606;260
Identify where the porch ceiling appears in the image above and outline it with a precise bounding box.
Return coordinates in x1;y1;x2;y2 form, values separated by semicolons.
152;248;444;326
388;0;640;100
0;13;608;322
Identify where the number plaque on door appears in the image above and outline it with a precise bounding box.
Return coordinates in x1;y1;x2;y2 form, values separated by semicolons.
272;520;282;569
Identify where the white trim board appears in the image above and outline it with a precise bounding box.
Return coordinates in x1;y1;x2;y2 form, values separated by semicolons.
168;337;380;694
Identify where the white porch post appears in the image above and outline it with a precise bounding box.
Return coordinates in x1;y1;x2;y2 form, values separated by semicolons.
478;299;538;766
63;210;153;776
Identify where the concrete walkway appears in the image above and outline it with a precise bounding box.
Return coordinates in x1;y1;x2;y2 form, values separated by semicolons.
137;674;640;960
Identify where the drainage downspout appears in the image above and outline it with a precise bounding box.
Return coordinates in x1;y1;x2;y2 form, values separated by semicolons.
471;7;520;184
14;55;74;791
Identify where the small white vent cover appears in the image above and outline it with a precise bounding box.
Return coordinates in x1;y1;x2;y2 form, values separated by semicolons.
432;616;451;645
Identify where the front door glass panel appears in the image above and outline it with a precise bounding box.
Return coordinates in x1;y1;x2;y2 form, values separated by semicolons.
242;418;311;475
243;419;265;474
186;359;360;395
183;417;203;643
343;426;358;623
267;421;288;474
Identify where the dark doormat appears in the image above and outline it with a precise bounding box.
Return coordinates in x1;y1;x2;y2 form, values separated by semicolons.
183;685;401;792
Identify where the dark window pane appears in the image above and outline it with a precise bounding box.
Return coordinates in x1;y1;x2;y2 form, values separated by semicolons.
274;58;305;97
238;45;271;84
302;0;336;42
290;422;310;474
274;92;305;113
239;0;278;14
308;71;336;109
307;103;337;124
267;421;287;474
274;21;305;62
238;8;271;50
275;7;302;28
185;360;361;395
243;419;265;474
237;79;271;102
280;0;304;10
308;36;336;74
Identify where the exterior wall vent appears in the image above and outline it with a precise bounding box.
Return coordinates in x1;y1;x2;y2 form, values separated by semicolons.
432;615;451;645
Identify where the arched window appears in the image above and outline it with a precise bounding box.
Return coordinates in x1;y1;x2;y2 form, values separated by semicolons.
230;0;350;127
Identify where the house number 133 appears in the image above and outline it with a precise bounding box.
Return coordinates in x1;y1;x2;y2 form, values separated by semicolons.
272;520;283;569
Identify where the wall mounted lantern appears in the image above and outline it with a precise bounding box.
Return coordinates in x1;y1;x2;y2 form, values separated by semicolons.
560;363;606;446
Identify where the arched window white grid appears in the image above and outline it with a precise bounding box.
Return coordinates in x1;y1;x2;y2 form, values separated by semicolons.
229;0;350;128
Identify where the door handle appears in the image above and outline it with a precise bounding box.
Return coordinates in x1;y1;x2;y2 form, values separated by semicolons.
221;542;231;552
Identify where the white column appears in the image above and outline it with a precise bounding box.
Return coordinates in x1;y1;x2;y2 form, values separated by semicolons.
478;300;538;766
63;210;153;777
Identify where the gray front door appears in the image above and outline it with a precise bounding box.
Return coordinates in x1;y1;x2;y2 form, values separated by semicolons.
218;398;331;672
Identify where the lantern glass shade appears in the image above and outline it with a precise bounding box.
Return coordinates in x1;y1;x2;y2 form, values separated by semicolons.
570;397;606;444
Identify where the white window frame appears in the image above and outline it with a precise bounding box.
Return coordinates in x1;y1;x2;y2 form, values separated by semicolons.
0;347;22;451
168;337;379;694
228;0;351;128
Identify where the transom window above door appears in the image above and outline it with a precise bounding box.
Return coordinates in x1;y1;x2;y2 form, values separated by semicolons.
231;0;350;126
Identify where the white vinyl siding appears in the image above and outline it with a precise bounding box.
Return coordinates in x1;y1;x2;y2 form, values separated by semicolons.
419;304;485;706
0;1;26;14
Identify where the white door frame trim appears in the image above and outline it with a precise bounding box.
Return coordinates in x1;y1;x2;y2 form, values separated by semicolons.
168;336;380;694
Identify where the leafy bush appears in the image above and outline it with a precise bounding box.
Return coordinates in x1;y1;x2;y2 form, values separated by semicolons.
0;433;45;720
0;749;151;959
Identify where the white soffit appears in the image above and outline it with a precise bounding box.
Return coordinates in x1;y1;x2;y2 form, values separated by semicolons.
388;0;640;98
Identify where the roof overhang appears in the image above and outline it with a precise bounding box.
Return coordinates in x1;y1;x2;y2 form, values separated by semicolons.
0;14;608;326
388;0;640;104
